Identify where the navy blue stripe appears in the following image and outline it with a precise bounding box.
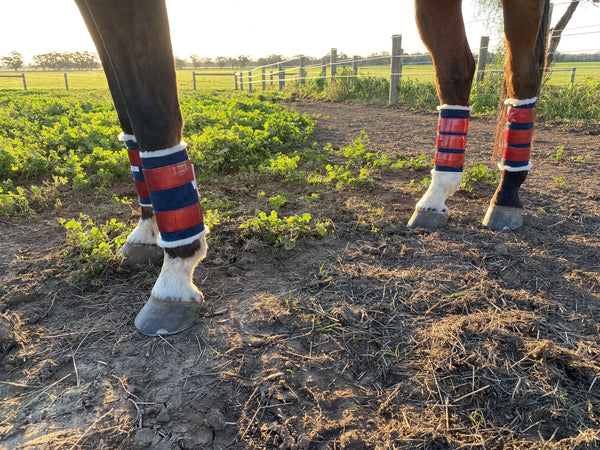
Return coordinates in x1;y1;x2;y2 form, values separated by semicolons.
504;142;531;149
514;102;536;109
507;122;533;130
149;184;199;212
132;170;145;182
139;196;152;206
436;148;466;154
501;159;530;168
160;224;205;243
126;140;138;150
439;109;470;119
435;165;463;172
438;131;468;136
141;150;188;169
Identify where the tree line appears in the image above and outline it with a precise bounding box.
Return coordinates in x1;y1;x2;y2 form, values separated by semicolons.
1;51;100;71
3;49;599;73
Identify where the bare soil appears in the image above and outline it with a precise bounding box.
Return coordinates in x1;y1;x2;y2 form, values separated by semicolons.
1;100;600;449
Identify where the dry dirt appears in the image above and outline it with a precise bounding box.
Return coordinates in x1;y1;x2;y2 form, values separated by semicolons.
1;100;600;449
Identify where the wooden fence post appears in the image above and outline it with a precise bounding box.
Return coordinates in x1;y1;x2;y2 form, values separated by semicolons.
570;67;576;85
389;34;403;106
330;48;337;83
234;72;239;90
240;71;244;91
22;73;27;90
248;69;253;93
353;56;359;76
278;63;285;90
193;72;197;90
64;73;69;90
476;36;489;83
299;58;305;85
262;67;266;91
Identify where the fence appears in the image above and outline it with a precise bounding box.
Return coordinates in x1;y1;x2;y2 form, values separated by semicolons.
0;73;27;90
3;32;600;93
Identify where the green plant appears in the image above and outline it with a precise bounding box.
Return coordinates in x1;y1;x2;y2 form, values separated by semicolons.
461;164;499;193
239;210;331;250
59;214;130;282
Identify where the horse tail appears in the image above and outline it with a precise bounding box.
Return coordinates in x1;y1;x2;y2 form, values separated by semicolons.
492;0;550;162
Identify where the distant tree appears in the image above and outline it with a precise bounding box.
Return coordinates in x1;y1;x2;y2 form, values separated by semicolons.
237;55;250;68
174;56;187;69
1;51;24;71
215;56;228;68
190;54;202;69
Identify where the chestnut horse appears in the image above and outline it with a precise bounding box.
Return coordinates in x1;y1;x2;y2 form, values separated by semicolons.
75;0;549;336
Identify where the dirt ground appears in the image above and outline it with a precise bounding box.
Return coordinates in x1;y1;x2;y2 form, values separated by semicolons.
1;100;600;449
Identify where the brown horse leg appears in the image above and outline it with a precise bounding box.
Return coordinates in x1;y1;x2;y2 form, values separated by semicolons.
75;1;162;266
76;0;208;336
408;0;475;229
483;0;548;230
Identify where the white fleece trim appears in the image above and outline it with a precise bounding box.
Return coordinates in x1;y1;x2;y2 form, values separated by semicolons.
157;226;208;249
118;133;137;143
497;162;532;172
140;142;187;159
437;104;472;112
504;97;537;107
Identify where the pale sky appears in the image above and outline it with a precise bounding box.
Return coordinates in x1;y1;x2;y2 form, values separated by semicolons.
1;1;599;64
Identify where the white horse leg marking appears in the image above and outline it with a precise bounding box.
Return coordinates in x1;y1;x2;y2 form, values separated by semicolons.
408;105;470;229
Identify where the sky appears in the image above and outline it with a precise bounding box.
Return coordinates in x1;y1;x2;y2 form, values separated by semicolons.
1;0;599;64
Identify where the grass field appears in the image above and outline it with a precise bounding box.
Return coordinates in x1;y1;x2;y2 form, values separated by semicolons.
2;61;599;92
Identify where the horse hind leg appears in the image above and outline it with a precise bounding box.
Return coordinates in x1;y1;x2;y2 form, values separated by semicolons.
118;134;163;266
408;0;475;230
482;0;548;230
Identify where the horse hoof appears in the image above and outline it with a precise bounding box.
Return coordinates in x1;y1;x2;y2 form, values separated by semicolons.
134;295;204;336
120;241;163;267
482;205;523;230
407;208;448;230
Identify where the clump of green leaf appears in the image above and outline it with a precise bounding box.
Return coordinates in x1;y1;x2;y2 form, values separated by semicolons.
461;164;499;193
239;210;331;250
60;214;130;282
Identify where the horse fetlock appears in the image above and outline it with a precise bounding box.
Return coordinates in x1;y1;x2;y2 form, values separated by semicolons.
416;170;462;212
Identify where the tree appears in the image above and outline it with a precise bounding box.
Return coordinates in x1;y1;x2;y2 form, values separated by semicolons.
473;0;600;67
547;0;600;66
1;51;24;71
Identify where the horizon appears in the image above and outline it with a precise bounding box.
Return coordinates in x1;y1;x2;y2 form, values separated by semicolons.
1;1;599;65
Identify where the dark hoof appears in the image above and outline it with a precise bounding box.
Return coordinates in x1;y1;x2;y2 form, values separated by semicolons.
407;208;448;230
134;295;204;336
482;205;523;230
120;241;163;267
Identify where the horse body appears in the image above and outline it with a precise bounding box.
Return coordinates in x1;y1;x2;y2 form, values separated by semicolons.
75;0;548;336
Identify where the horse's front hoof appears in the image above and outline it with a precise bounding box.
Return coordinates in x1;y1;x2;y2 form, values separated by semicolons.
120;241;163;267
482;204;523;230
134;295;204;336
407;208;448;230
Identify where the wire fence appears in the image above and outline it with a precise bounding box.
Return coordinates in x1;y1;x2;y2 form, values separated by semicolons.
2;18;599;93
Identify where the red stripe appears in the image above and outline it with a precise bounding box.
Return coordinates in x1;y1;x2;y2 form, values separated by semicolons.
134;180;149;198
434;151;465;167
143;161;195;192
507;106;535;124
127;149;142;167
504;128;533;146
154;203;204;233
436;133;467;150
437;118;469;134
502;145;530;162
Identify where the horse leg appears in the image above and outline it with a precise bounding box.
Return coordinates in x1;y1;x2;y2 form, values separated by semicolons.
75;1;162;266
482;0;548;230
408;0;475;229
76;0;207;336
